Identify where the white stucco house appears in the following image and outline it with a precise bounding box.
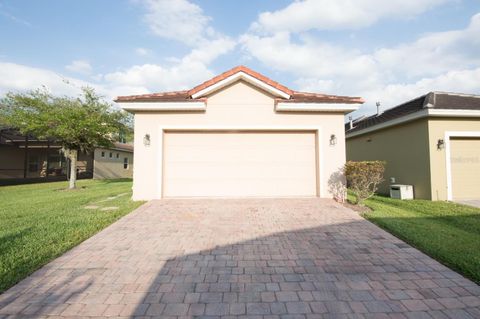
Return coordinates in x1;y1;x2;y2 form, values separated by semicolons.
116;66;363;201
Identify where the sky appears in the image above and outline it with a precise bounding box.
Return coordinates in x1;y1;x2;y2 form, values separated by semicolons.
1;0;480;118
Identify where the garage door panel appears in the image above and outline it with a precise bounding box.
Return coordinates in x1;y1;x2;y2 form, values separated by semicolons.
167;147;312;162
167;163;314;179
166;179;315;197
450;138;480;200
163;131;317;197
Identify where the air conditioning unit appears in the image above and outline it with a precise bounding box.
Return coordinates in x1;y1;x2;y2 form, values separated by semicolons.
390;184;414;200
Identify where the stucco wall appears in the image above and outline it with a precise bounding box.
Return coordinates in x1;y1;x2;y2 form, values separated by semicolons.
132;80;347;200
93;148;133;179
427;118;480;200
346;119;432;199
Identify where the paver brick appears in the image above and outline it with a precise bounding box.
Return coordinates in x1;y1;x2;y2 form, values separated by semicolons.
247;302;271;315
0;198;479;318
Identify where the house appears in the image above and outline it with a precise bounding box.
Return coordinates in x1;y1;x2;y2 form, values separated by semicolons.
93;143;134;179
0;127;134;185
116;66;364;200
345;92;480;201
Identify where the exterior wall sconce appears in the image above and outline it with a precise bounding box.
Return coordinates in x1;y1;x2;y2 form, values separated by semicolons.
437;138;445;150
329;134;337;146
143;134;151;147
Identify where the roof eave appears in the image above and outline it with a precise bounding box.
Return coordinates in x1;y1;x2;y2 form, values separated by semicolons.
276;102;360;114
119;101;207;113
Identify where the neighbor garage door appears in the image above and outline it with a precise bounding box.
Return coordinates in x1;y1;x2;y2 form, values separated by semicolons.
163;131;317;197
450;137;480;200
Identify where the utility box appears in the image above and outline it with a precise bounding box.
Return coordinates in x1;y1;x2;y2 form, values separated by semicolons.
390;184;414;200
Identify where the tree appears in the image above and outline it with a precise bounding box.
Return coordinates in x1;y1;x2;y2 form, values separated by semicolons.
344;161;386;205
0;87;128;189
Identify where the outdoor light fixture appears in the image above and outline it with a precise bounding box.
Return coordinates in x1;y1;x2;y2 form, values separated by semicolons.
143;134;151;147
330;134;337;146
437;138;445;150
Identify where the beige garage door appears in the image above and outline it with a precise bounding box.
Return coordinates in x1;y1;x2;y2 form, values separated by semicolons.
450;137;480;200
163;131;317;197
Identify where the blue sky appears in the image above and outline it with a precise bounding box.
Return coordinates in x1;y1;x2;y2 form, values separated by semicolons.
1;0;480;117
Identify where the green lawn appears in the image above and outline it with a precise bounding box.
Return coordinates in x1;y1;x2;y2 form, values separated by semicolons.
0;179;143;293
355;194;480;283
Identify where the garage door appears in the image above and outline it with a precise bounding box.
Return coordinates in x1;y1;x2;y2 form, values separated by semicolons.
450;137;480;200
163;131;317;197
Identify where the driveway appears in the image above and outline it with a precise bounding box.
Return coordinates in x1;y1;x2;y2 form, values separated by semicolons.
1;198;479;318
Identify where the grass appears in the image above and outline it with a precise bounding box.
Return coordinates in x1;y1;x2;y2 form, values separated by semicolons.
0;179;144;293
349;192;480;283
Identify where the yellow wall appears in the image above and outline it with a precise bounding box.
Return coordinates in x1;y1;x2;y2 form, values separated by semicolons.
427;118;480;200
93;148;133;179
346;119;432;199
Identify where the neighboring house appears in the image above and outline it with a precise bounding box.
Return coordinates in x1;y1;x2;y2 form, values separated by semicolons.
93;144;133;179
116;66;363;200
345;92;480;201
0;127;133;185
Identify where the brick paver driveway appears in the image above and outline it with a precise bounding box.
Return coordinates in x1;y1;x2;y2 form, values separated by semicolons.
1;199;480;318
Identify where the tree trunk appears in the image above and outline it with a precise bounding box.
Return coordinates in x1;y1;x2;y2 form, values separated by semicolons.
68;149;78;189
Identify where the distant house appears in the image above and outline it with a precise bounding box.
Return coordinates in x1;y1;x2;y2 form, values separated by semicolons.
0;127;133;185
345;92;480;202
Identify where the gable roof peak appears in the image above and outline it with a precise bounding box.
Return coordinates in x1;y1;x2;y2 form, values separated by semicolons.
188;65;293;99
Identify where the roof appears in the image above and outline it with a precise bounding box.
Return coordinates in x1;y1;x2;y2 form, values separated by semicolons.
115;65;364;105
110;142;134;152
0;127;134;152
345;91;480;136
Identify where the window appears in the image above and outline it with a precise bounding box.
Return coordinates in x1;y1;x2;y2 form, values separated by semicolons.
109;152;112;158
123;157;129;169
47;154;67;176
28;155;39;172
101;151;105;158
116;153;119;159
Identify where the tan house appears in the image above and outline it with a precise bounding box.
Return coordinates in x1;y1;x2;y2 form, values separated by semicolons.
93;144;133;179
346;92;480;201
116;66;364;201
0;127;133;185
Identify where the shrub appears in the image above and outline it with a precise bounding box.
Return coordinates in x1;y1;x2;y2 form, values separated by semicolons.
345;161;386;205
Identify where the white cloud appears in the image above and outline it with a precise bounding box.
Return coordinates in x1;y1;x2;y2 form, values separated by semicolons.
0;62;103;97
65;60;92;75
0;34;237;101
135;47;151;56
242;12;480;116
295;68;480;118
140;0;214;46
240;32;376;81
356;68;480;114
104;0;238;97
0;0;236;102
374;13;480;78
101;36;236;94
253;0;451;33
113;0;236;96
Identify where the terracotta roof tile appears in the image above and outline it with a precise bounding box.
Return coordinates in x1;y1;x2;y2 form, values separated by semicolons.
115;66;364;105
115;91;193;102
283;91;364;104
